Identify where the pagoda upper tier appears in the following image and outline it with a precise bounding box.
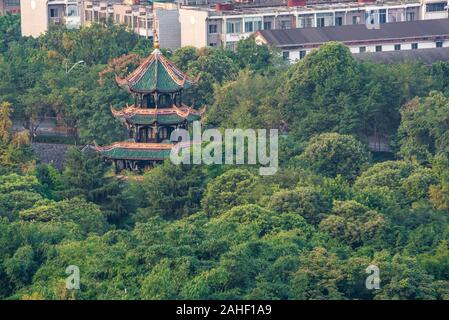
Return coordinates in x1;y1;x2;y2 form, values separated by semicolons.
115;48;196;94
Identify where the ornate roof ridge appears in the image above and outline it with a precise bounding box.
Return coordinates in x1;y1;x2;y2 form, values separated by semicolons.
111;104;204;118
97;141;174;152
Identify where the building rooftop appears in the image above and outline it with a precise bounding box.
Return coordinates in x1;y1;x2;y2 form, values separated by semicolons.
354;47;449;64
181;0;420;16
256;18;449;47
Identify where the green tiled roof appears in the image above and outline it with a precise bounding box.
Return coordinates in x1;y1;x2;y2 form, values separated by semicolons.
100;147;172;160
118;50;196;94
132;60;184;93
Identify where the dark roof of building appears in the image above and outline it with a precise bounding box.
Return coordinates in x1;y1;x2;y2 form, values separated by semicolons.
353;47;449;64
257;19;449;47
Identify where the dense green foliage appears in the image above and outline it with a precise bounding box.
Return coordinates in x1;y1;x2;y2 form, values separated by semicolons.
1;16;449;300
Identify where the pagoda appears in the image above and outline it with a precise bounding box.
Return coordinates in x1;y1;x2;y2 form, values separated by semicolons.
96;39;204;172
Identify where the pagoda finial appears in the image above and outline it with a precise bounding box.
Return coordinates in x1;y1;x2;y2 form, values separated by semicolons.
153;29;160;50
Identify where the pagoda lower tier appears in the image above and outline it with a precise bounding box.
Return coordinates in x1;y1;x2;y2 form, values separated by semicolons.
96;142;174;172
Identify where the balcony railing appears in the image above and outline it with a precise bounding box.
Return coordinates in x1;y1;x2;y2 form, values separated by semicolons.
49;17;64;25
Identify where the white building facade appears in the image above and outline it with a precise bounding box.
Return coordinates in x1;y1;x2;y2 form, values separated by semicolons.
21;0;83;37
180;0;449;50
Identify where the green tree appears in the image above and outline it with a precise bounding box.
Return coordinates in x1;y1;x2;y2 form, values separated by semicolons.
171;46;199;71
319;200;386;248
201;169;262;216
235;38;277;72
398;91;449;164
58;147;128;222
268;187;331;225
290;247;345;300
135;162;206;221
297;133;369;180
283;42;363;141
186;48;238;106
0;13;21;54
4;245;37;288
206;71;283;129
19;197;108;235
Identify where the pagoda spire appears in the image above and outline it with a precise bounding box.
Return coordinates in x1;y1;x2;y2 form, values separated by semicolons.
153;28;160;50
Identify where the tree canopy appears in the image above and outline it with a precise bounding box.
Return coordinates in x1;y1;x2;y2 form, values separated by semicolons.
1;16;449;300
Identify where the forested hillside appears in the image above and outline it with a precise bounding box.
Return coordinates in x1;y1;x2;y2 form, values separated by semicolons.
1;14;449;300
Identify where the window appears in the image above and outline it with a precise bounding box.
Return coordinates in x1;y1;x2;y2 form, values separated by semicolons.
149;95;155;108
6;0;20;5
366;11;376;25
379;9;387;24
226;41;237;51
352;16;360;25
375;45;382;52
282;51;290;60
67;5;78;17
244;21;253;33
49;8;59;18
208;24;217;34
436;41;443;48
406;11;415;21
244;18;262;33
263;21;272;30
316;13;333;27
226;21;241;34
359;46;366;53
85;11;92;21
124;16;132;27
317;17;325;27
159;127;168;140
426;2;446;12
280;20;291;29
411;43;418;50
158;94;171;108
299;50;306;60
174;93;182;106
394;44;401;51
298;15;313;28
335;16;343;26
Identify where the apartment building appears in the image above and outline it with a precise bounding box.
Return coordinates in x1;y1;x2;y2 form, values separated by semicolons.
254;18;449;61
179;0;448;50
422;0;449;19
83;1;151;35
83;0;181;49
20;0;83;37
0;0;20;15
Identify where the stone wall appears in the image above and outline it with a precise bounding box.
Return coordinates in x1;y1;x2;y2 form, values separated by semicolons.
31;143;74;170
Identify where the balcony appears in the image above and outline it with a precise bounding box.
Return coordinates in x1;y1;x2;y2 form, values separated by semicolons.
49;17;64;26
